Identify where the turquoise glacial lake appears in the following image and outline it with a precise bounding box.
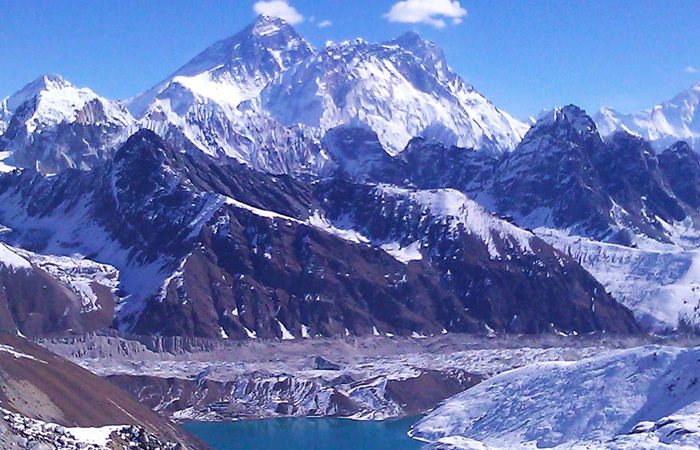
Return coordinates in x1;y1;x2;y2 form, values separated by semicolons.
183;416;424;450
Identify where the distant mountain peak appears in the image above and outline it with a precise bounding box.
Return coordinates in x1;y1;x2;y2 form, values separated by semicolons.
28;73;71;89
394;30;423;43
390;30;437;53
5;73;73;112
595;82;700;151
263;32;526;156
249;14;292;35
185;14;312;73
534;105;597;135
128;18;527;170
127;15;313;117
388;31;447;72
0;73;135;174
541;104;589;120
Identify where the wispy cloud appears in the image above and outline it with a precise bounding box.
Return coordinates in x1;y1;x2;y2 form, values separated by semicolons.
253;1;304;25
317;20;333;28
384;0;467;29
685;66;698;74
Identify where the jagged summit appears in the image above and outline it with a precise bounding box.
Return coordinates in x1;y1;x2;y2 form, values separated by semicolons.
533;105;597;133
127;15;313;117
390;30;435;53
123;16;528;172
508;105;602;162
595;81;700;151
0;73;134;173
179;13;312;76
388;31;449;75
392;30;423;45
249;14;294;36
263;31;527;155
4;73;72;112
114;128;170;164
19;73;70;90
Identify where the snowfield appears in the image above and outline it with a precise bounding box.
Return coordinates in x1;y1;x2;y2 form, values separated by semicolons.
534;227;700;333
411;345;700;449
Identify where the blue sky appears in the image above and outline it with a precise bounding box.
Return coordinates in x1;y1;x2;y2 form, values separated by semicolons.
0;0;698;118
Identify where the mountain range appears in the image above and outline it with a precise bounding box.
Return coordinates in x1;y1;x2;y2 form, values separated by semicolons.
1;15;700;340
0;15;528;177
595;82;700;151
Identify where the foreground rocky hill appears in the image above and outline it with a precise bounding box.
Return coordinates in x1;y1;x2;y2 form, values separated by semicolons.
0;333;207;449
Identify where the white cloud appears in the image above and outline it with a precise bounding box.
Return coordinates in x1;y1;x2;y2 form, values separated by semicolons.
384;0;467;29
253;1;304;25
318;20;333;28
685;66;698;74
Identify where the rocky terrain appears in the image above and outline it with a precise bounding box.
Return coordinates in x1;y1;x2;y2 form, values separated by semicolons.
1;10;700;450
5;15;700;341
38;332;654;422
342;106;700;334
0;409;183;450
0;243;117;336
0;130;638;340
0;333;207;449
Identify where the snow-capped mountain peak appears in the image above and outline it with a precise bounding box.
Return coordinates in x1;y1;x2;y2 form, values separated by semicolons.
594;81;700;151
534;105;598;135
5;73;73;112
263;31;528;155
3;18;530;178
0;74;135;173
180;14;313;77
2;73;133;134
122;18;530;175
128;14;313;116
390;31;447;65
250;14;295;37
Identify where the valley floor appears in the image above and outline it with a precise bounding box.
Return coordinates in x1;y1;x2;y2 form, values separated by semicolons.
38;333;681;422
